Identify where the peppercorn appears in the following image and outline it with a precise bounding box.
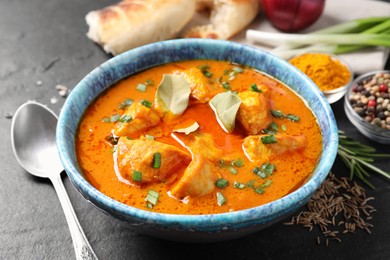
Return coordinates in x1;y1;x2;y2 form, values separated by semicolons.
349;72;390;131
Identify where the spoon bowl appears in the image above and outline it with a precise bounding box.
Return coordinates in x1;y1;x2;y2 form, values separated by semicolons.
11;101;63;178
11;101;98;260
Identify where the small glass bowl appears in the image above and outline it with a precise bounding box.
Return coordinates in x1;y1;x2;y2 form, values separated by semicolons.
289;52;353;104
344;70;390;144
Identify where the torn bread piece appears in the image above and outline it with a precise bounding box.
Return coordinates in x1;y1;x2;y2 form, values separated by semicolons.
183;0;259;39
86;0;196;55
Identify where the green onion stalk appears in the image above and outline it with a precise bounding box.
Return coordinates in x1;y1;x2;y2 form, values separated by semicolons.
246;17;390;59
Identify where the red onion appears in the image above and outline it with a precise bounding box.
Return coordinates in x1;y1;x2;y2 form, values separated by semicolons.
261;0;326;32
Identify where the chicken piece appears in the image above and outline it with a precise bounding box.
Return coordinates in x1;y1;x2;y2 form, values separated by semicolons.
172;132;223;161
114;103;161;137
243;134;307;162
236;91;272;135
182;67;223;103
169;132;224;199
170;154;220;199
116;137;191;184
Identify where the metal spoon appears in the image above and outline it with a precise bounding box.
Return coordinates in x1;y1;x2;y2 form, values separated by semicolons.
11;101;98;260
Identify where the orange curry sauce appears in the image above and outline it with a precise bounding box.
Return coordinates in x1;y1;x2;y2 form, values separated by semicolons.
76;60;322;215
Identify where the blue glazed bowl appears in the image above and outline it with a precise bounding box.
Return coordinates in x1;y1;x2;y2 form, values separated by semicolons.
56;39;338;242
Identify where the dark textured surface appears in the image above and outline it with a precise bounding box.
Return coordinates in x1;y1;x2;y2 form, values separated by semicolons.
1;0;389;259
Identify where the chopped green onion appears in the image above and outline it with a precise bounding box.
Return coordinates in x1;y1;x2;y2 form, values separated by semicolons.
145;134;155;140
216;192;226;206
216;178;229;188
250;83;262;93
137;83;147;92
254;188;264;194
119;114;132;123
252;166;260;174
232;67;244;73
104;114;120;123
152;152;161;169
263;179;273;187
222;82;231;90
256;170;267;179
286;114;300;122
233;181;246;189
132;170;142;182
261;134;277;144
197;65;210;71
218;159;226;168
261;163;276;175
271;110;284;119
145;79;154;86
268;122;279;132
140;99;152;108
197;65;212;78
228;166;238;175
118;98;133;109
246;179;257;189
281;124;287;131
232;159;244;167
145;190;159;207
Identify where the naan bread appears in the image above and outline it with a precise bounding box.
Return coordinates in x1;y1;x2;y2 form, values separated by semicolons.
86;0;196;55
183;0;259;39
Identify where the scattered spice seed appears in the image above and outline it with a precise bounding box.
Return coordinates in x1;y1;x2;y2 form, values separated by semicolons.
55;84;70;97
284;172;375;246
4;112;13;119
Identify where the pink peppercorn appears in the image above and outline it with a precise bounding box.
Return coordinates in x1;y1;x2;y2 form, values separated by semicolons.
379;83;387;92
367;100;376;107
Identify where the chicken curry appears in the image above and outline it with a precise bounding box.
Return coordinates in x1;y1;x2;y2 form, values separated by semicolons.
76;60;322;214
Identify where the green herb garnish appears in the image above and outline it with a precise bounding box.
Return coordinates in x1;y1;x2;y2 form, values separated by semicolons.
270;110;284;119
216;178;229;189
140;99;152;108
197;65;213;78
338;130;390;189
221;81;231;90
145;134;155;140
137;83;147;92
146;190;159;208
145;79;154;86
250;83;262;93
119;114;132;123
228;166;238;175
216;192;226;206
232;159;244;167
233;181;246;189
261;163;276;175
118;98;133;109
286;114;300;122
132;170;142;182
152;152;161;169
261;134;277;144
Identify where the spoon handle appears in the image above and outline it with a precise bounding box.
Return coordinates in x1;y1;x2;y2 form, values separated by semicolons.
51;174;98;260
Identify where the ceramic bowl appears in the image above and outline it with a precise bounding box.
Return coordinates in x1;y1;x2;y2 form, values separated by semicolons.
56;39;338;242
344;70;390;144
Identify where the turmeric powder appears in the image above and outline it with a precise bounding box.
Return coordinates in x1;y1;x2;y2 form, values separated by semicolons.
289;53;351;92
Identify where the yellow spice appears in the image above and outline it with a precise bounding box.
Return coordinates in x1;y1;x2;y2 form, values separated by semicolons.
289;53;351;92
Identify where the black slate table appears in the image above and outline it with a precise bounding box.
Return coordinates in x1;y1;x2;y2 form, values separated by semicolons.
1;1;389;259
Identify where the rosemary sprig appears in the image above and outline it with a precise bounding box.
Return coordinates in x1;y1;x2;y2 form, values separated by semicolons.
337;130;390;189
